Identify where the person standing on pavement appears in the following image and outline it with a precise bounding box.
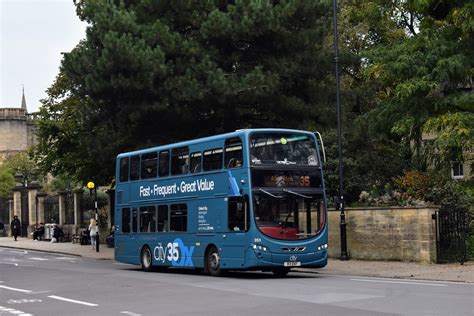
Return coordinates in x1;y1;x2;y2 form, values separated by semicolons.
88;218;98;250
10;215;21;241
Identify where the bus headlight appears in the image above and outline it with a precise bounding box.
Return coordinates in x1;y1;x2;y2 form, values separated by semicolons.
252;244;268;252
317;244;328;251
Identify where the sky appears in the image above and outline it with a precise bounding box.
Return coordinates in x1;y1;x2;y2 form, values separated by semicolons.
0;0;86;113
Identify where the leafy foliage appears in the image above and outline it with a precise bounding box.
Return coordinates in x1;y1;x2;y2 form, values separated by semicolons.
362;1;473;170
0;165;15;200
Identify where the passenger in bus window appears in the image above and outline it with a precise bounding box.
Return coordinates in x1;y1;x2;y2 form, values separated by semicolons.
182;157;189;174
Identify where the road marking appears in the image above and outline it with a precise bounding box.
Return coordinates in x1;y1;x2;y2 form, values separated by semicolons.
54;257;77;263
7;299;42;304
120;311;141;316
0;262;19;267
0;306;33;316
9;250;28;255
0;285;32;293
308;272;473;285
28;258;49;261
351;278;448;287
48;295;98;307
54;256;77;260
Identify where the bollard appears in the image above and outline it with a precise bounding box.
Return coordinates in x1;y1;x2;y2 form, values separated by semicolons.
96;231;99;252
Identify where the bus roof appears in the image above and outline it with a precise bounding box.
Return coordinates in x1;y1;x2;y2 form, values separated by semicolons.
116;128;315;159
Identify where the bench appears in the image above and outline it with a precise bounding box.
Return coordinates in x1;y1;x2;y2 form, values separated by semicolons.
61;231;71;242
72;234;81;244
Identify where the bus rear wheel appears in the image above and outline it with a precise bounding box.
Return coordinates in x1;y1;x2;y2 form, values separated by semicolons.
272;267;290;277
207;247;224;277
140;245;153;272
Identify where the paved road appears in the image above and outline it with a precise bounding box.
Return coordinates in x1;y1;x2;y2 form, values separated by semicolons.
1;247;473;316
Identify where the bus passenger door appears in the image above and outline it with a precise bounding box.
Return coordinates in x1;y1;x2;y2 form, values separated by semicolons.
226;196;250;267
118;207;138;263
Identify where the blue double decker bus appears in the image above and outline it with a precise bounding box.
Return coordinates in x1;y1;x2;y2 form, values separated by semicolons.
115;128;328;276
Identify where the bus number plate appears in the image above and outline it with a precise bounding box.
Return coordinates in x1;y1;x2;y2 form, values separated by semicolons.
284;261;301;267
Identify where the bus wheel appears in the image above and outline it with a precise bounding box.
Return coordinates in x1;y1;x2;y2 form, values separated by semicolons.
207;247;224;277
272;267;290;277
140;245;153;272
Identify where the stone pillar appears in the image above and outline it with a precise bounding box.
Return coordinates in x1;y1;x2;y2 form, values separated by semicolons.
13;188;22;218
8;199;14;224
58;192;67;225
106;189;115;229
27;181;41;232
36;192;48;224
73;189;84;228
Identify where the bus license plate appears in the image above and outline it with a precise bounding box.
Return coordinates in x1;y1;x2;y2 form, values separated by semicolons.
284;261;301;267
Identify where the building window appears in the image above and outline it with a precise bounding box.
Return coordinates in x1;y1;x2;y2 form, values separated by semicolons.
451;162;464;179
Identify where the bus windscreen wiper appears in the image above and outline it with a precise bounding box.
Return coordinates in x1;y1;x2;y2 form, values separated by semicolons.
283;189;311;199
258;188;283;199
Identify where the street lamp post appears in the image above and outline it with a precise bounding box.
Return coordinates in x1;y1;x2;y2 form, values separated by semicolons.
332;0;349;260
87;181;99;252
14;172;28;237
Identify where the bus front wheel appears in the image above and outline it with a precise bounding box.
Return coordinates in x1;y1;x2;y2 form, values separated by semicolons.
140;245;153;272
207;247;224;277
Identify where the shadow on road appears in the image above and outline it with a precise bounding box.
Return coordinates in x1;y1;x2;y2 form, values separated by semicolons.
121;266;324;279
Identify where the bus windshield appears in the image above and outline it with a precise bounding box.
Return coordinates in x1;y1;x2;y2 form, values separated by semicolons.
253;194;325;240
250;133;318;166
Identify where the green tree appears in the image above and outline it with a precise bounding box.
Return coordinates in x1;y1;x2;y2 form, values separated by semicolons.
0;152;39;199
364;1;473;171
320;0;416;203
3;152;38;184
0;165;15;200
37;0;335;183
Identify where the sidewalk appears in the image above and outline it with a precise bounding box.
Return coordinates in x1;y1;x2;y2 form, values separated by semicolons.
0;237;472;282
0;236;113;260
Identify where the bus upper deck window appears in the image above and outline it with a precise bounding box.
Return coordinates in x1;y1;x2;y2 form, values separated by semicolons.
203;148;223;171
159;150;170;177
171;147;189;175
119;157;129;182
225;137;243;168
130;155;140;181
190;152;202;173
141;153;157;179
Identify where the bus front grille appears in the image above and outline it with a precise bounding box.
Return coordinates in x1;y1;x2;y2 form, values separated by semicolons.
281;247;306;252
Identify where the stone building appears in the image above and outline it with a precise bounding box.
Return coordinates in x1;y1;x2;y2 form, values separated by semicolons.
0;89;37;163
0;89;38;232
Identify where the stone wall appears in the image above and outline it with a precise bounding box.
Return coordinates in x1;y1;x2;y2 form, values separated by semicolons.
328;207;438;263
0;108;28;153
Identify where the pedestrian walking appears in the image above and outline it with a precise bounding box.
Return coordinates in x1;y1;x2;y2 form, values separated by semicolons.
10;215;21;241
88;218;98;250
